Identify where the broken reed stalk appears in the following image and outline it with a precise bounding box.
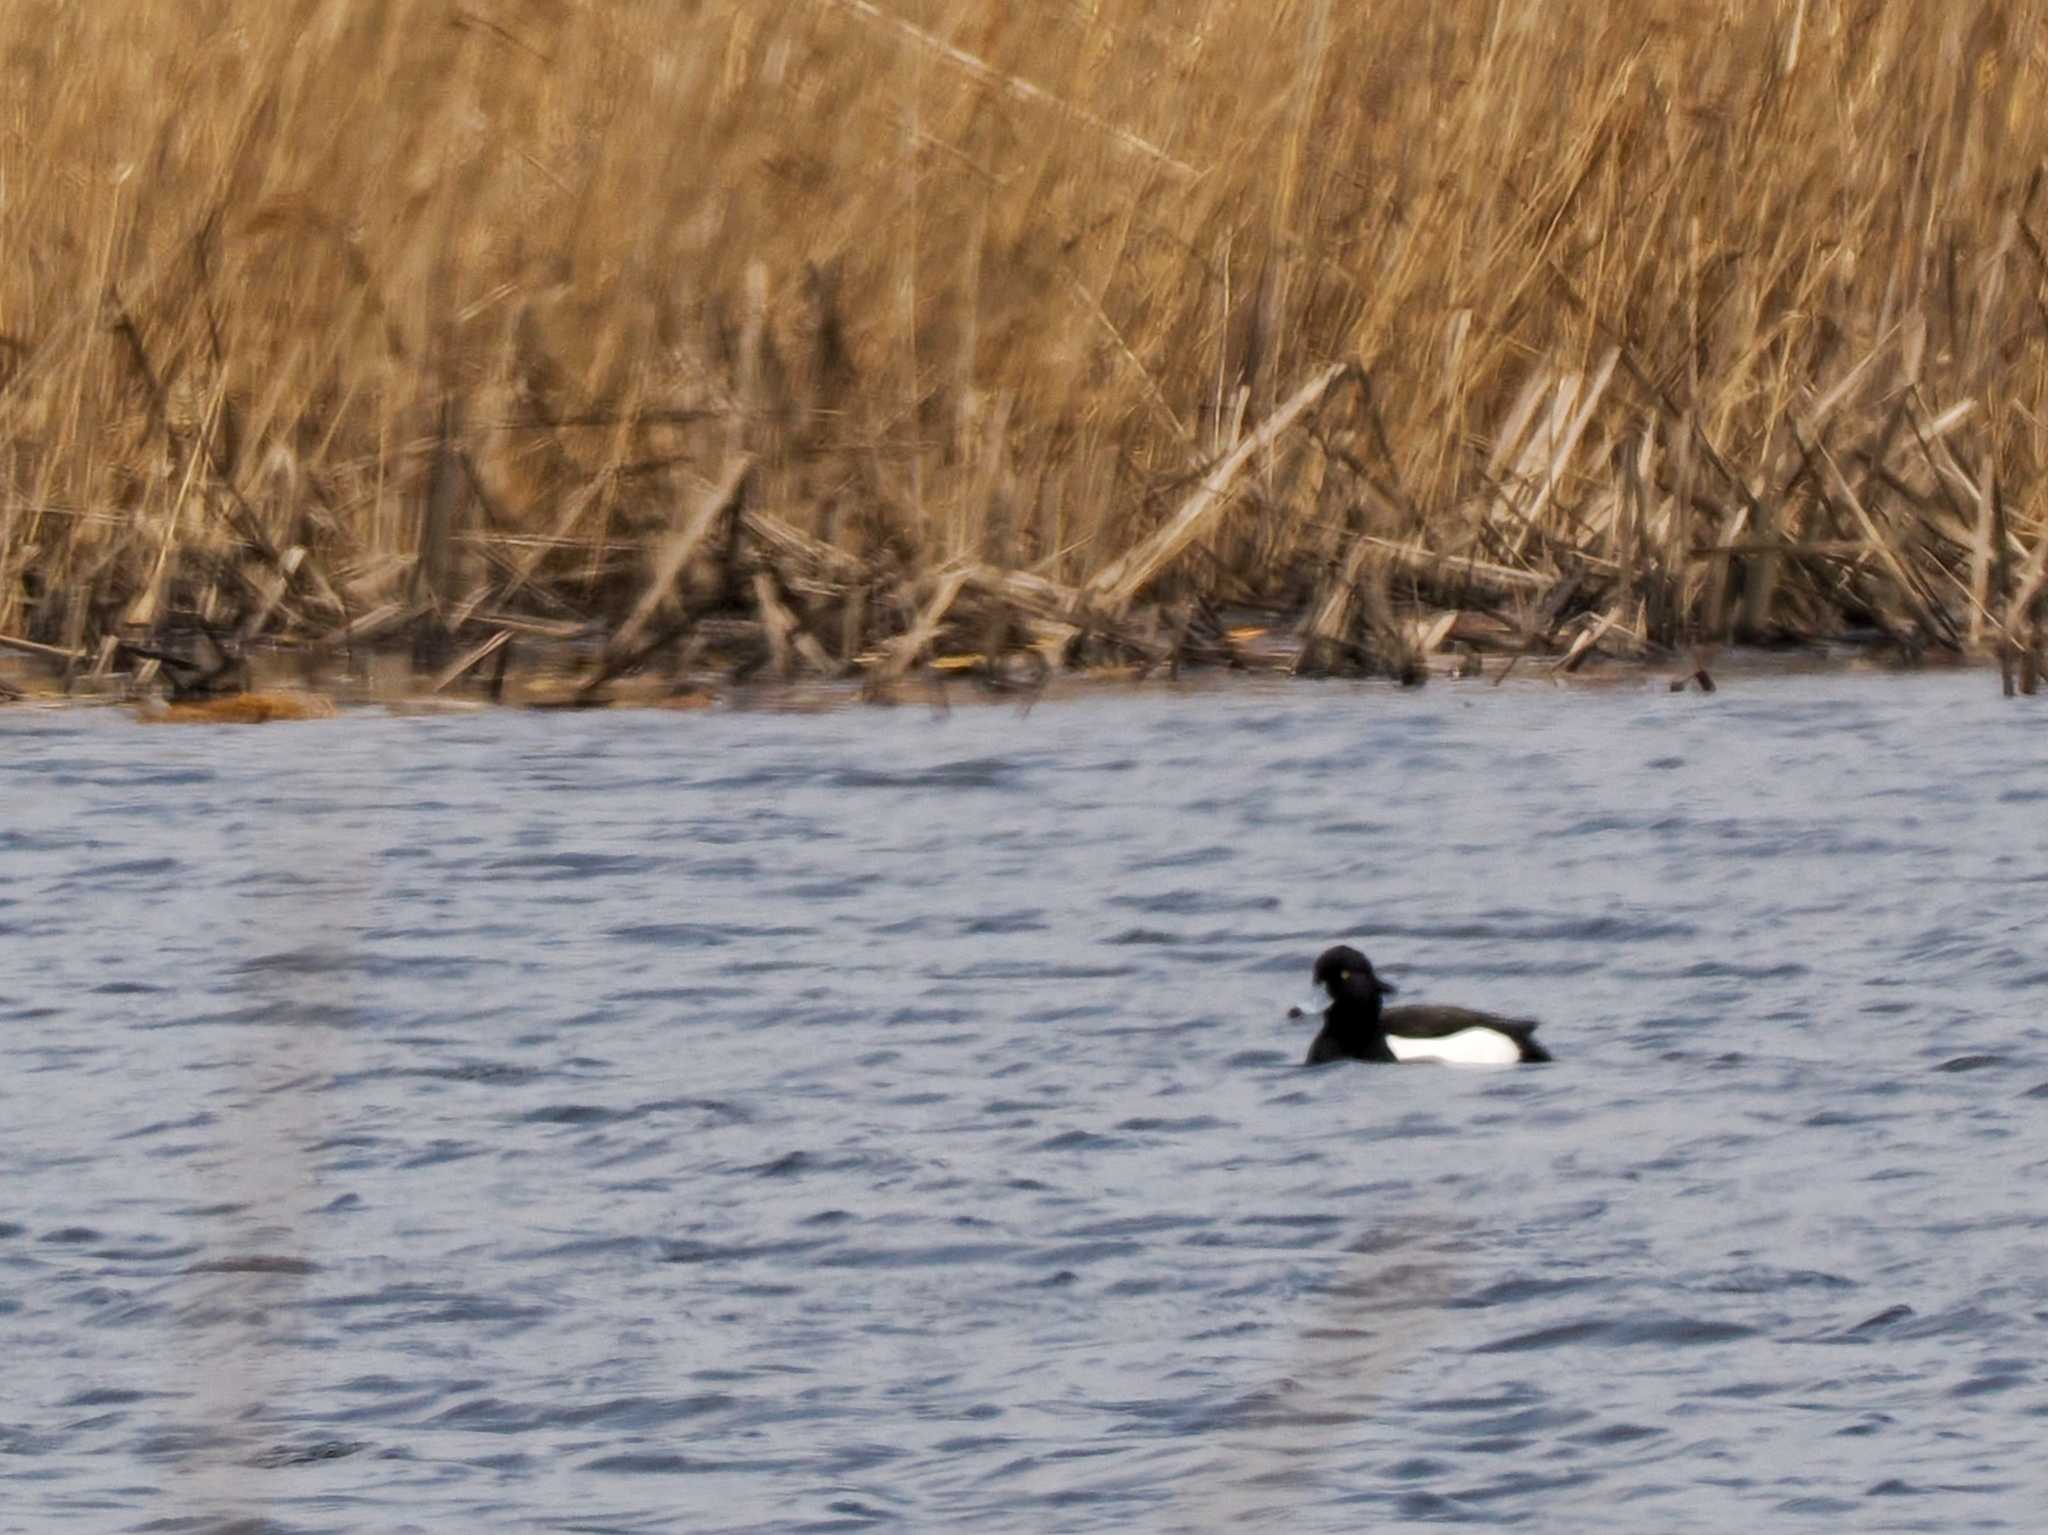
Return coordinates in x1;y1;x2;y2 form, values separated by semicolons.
2003;494;2048;694
1087;362;1348;607
426;628;512;695
874;566;975;684
5;1;2048;704
593;455;755;682
1991;465;2016;696
411;397;467;670
750;568;833;678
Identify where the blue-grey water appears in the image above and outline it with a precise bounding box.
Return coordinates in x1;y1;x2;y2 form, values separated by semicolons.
3;671;2046;1532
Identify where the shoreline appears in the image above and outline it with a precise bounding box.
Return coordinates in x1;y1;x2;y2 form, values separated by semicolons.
0;629;2019;723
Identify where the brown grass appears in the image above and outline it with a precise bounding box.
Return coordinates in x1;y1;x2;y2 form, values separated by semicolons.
5;0;2048;694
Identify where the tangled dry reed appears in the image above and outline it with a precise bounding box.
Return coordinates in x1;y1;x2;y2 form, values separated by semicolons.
5;0;2048;700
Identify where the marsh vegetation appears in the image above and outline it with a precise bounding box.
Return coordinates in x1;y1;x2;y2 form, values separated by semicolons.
4;0;2047;700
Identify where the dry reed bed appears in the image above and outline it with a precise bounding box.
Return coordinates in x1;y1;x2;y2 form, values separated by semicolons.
5;0;2048;702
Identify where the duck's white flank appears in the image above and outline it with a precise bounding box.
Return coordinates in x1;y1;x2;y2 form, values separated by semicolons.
1386;1028;1523;1066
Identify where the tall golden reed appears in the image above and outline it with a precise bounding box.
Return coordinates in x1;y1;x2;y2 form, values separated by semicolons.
2;0;2045;680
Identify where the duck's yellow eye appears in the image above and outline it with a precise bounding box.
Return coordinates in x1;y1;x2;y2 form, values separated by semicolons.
1338;969;1351;980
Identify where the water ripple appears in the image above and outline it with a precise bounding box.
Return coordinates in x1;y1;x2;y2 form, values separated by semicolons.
6;673;2047;1531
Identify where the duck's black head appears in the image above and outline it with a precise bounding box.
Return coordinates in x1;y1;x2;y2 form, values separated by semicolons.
1312;945;1398;1008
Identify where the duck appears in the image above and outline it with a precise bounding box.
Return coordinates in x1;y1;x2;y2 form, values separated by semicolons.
1299;945;1552;1066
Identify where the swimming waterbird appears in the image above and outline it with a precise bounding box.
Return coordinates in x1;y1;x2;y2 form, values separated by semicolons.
1299;945;1552;1066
